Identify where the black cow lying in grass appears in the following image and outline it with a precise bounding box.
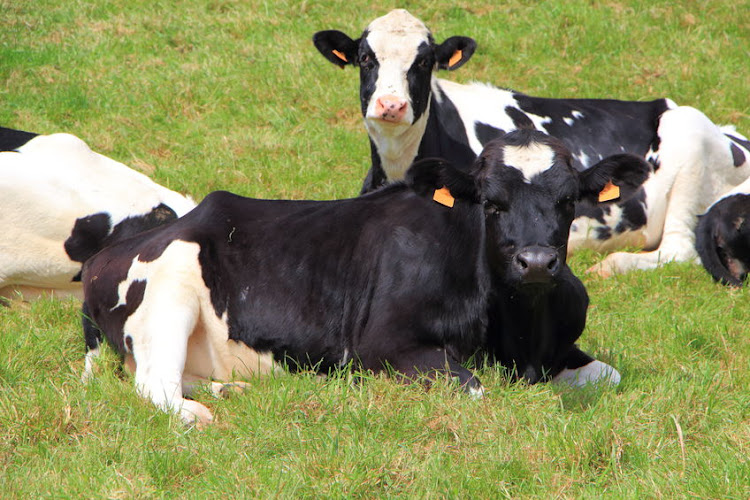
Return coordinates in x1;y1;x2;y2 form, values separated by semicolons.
81;129;649;424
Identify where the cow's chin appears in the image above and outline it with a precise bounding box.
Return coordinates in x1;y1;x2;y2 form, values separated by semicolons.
364;116;413;136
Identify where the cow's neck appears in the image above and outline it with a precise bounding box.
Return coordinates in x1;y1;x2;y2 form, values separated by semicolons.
366;102;431;182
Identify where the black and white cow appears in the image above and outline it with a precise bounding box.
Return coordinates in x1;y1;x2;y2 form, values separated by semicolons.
695;177;750;286
0;126;196;301
313;9;750;277
80;129;648;424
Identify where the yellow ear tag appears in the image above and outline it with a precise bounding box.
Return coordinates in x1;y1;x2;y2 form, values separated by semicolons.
433;186;455;208
598;181;620;202
332;49;348;63
449;49;463;68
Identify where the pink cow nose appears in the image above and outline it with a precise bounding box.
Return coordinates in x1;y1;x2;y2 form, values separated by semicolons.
374;95;408;122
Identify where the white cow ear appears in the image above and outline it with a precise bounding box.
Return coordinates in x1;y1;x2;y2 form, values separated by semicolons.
312;30;359;68
435;36;476;70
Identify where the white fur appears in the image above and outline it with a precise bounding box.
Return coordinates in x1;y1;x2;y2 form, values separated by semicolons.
0;133;195;300
503;143;556;182
552;360;621;387
116;240;277;425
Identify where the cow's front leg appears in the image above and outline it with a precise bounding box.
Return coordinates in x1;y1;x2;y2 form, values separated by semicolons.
385;346;484;398
129;296;213;426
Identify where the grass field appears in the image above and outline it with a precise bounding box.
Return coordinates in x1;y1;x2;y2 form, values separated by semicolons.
2;0;749;497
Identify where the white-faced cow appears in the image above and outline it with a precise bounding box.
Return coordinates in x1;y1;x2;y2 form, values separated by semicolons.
313;9;750;277
0;126;196;302
80;129;649;424
695;177;750;286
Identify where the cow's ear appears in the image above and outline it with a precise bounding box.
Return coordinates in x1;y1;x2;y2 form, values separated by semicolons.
435;36;476;71
313;30;359;68
579;154;652;204
405;158;480;203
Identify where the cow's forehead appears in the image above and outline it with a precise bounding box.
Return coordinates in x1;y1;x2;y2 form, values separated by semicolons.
365;9;431;60
502;143;557;183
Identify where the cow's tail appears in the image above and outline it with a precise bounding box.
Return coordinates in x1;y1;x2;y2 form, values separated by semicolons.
81;302;103;383
695;211;744;287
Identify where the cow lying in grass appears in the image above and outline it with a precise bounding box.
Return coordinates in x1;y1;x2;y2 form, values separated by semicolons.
313;9;750;278
0;126;195;302
81;129;649;425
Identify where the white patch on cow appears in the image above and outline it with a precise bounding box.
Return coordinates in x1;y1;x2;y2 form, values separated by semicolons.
552;360;621;387
502;143;556;182
468;384;485;399
575;152;591;168
116;240;277;424
81;346;101;383
564;117;575;126
339;348;350;368
0;132;195;300
572;110;584;120
364;9;429;127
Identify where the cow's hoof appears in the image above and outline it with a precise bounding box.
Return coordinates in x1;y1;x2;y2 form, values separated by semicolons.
180;400;214;426
587;258;617;277
552;360;621;388
209;381;251;398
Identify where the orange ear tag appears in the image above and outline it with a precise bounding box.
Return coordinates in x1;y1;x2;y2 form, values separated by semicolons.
433;186;455;208
332;49;348;63
598;181;620;202
448;50;463;68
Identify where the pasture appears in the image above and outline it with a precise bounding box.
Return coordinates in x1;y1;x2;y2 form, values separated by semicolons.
1;0;748;497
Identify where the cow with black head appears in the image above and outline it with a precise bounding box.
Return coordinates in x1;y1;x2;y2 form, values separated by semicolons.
695;179;750;287
313;9;750;278
80;129;649;424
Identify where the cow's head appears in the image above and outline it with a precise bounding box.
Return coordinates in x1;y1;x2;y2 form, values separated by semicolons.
695;194;750;287
313;9;475;137
474;130;650;288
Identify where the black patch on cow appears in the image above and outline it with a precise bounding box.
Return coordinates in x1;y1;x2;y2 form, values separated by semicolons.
614;189;648;234
512;94;670;170
0;126;38;152
82;301;102;352
406;40;436;124
416;87;476;171
66;213;112;267
726;133;750;159
730;143;746;167
504;106;535;130
474;122;505;147
357;33;378;118
574;201;609;225
65;204;178;275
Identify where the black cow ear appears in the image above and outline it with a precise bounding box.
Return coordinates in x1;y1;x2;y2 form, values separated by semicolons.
405;158;480;203
579;154;651;204
313;30;359;68
435;36;476;71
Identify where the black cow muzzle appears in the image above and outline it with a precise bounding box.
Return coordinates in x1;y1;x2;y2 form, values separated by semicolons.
513;245;560;284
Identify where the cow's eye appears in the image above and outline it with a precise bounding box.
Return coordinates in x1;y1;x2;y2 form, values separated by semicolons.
359;53;374;69
484;202;503;216
417;57;432;70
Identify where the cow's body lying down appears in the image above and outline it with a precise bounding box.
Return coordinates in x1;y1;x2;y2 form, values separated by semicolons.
0;126;195;301
82;130;649;424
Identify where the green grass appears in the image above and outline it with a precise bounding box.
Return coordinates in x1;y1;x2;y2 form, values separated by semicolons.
1;0;749;497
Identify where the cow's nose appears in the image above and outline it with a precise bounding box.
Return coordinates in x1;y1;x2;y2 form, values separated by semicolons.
374;95;408;122
514;246;560;284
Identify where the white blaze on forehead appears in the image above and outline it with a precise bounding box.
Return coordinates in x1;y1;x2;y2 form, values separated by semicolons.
364;10;431;110
503;143;556;182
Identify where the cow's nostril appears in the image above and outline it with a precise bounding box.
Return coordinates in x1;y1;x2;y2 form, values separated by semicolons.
547;255;559;270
